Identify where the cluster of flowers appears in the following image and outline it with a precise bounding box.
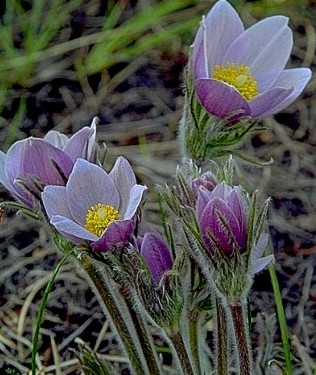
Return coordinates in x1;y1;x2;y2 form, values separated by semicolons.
0;1;311;374
0;116;273;288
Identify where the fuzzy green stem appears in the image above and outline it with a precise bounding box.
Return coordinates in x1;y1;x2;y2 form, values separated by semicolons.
229;301;253;375
80;254;151;375
169;330;195;375
187;311;203;375
124;295;163;375
215;297;228;375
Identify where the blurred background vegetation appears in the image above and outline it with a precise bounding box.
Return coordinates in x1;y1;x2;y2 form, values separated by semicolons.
0;0;314;149
0;0;315;374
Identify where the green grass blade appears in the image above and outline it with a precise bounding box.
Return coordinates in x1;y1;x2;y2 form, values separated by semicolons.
31;249;74;375
268;262;293;375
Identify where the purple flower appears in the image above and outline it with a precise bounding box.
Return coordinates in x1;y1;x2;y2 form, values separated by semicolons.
0;118;98;207
197;181;273;272
138;232;173;287
42;157;147;251
197;182;247;257
193;0;311;120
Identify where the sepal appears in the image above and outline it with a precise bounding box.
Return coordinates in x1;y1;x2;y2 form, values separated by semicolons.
75;338;116;375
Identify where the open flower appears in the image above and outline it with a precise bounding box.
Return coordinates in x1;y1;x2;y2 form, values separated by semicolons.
197;182;273;273
193;0;311;120
0;118;98;207
42;157;147;251
138;232;173;287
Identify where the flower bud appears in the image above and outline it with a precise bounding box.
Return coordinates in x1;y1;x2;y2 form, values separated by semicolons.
197;182;246;257
138;232;173;287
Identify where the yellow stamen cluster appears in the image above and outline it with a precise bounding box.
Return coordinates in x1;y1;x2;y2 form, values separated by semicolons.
85;203;120;237
212;63;258;100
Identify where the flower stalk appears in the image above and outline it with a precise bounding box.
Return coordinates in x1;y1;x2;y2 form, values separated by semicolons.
79;252;162;375
228;301;253;375
169;329;195;375
187;311;203;375
124;294;163;375
215;297;228;375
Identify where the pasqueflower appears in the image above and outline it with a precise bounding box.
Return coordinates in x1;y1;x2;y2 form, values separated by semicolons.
193;0;311;120
0;118;98;207
42;157;147;251
197;182;273;273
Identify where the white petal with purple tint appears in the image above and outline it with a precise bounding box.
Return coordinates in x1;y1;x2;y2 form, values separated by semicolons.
66;159;120;225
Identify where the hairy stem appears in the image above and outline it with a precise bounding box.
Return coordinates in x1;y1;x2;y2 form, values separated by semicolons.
124;295;163;375
215;297;228;375
80;254;152;375
187;311;203;375
229;301;253;375
169;330;195;375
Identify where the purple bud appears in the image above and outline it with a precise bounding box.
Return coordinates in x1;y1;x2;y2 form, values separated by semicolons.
197;182;247;257
191;173;217;194
139;232;173;287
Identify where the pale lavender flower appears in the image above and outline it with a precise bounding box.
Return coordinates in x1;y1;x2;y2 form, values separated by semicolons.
42;157;147;251
193;0;312;120
0;118;97;207
138;232;173;287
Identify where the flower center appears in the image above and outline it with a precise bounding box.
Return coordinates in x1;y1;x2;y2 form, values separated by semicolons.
85;203;120;237
212;63;258;100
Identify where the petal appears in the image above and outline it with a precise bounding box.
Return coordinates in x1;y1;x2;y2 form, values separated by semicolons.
210;181;233;200
249;87;294;118
253;233;269;259
140;232;173;287
0;150;32;205
123;184;147;219
253;254;274;274
200;197;243;255
5;138;73;188
86;117;98;161
66;159;120;225
252;68;311;117
44;131;69;149
41;185;71;219
192;17;208;78
109;157;137;213
227;187;247;236
196;189;211;220
193;0;244;78
195;79;251;119
224;16;292;91
92;219;135;252
0;151;10;189
63;125;96;162
50;215;98;243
